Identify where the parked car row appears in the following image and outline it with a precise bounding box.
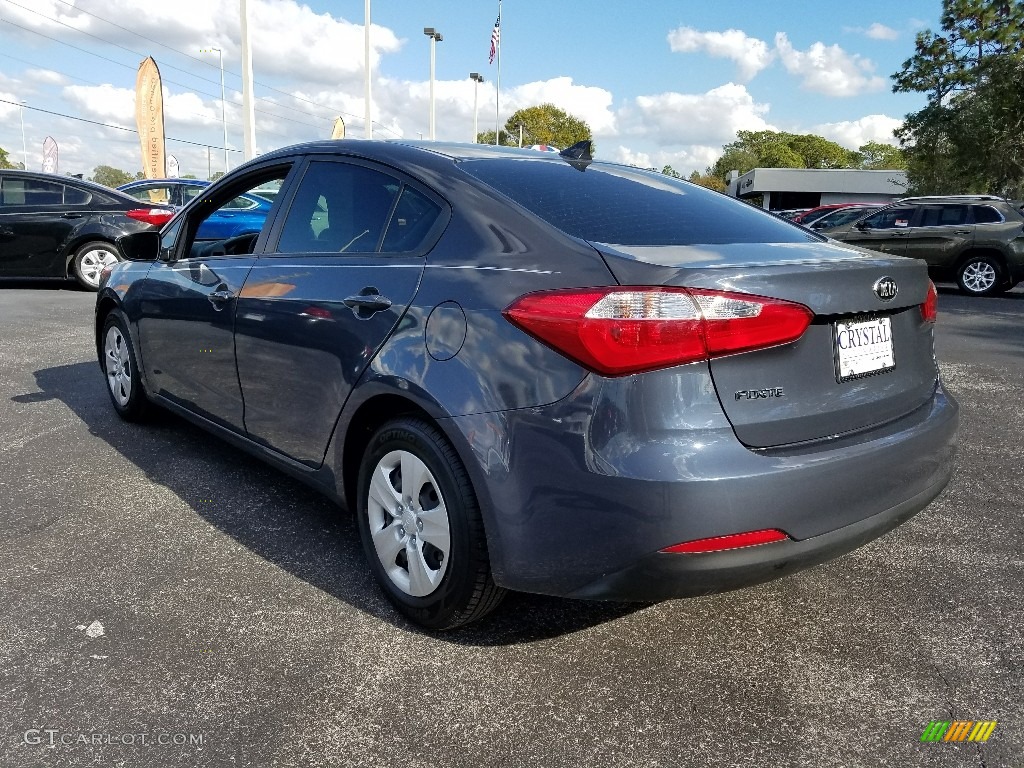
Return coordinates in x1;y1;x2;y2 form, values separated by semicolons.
94;140;958;629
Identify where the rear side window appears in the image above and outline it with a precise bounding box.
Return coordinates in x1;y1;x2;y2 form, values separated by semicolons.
277;161;400;254
972;205;1003;224
126;185;174;205
459;159;817;246
918;205;968;227
380;186;442;252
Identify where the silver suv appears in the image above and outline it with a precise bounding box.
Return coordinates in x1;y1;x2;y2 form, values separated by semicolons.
824;195;1024;296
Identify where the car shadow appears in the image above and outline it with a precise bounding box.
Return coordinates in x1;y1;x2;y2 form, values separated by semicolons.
20;361;641;644
0;277;86;291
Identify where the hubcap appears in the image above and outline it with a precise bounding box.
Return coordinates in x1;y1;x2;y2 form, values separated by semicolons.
962;261;996;293
104;326;132;406
366;449;451;597
80;248;118;287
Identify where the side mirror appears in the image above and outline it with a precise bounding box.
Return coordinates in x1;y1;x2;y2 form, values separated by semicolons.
855;220;871;231
116;231;161;261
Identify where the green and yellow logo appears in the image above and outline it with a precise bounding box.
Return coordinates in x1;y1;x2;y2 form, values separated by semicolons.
921;720;997;742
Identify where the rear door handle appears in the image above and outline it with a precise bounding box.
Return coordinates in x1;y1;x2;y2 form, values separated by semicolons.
62;212;83;219
954;229;971;235
344;288;393;317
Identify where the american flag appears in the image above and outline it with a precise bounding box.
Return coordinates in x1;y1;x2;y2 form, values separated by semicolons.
489;14;500;64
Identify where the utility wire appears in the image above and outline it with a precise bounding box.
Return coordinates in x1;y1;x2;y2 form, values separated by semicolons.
10;0;400;136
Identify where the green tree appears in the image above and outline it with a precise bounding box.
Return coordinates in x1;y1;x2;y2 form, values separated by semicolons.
209;171;225;182
857;141;908;170
0;146;21;169
686;169;727;192
709;130;860;179
477;103;593;150
91;165;139;188
893;0;1024;196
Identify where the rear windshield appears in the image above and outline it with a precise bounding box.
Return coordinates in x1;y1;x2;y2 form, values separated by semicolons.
459;159;819;246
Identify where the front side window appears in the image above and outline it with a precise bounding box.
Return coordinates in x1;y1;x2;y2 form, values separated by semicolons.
276;161;400;254
861;206;916;230
179;166;291;259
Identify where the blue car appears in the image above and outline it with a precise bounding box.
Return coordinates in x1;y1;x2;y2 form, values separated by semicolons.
117;178;274;240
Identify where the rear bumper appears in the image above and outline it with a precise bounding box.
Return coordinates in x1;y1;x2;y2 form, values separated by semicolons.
447;367;959;601
566;472;948;601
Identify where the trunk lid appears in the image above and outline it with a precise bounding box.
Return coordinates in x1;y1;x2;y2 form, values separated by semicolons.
593;241;938;448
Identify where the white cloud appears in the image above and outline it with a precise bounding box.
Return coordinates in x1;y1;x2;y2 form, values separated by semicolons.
813;114;903;149
865;23;900;41
667;27;774;81
621;83;773;147
774;32;886;97
844;23;900;41
25;69;68;86
506;77;617;136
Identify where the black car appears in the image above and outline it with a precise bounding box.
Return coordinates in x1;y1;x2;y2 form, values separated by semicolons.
95;141;958;630
0;170;171;289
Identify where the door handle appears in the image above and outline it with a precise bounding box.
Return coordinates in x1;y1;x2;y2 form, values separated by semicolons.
62;212;83;219
343;288;393;318
208;287;235;309
954;229;971;235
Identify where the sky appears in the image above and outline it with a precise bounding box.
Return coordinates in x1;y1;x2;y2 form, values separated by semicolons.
0;0;941;180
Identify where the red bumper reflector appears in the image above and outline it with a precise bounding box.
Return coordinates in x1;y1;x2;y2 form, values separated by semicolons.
920;280;938;323
661;528;789;554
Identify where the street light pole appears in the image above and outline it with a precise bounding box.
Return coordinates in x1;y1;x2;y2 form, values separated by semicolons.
201;47;229;174
19;101;27;170
469;73;483;143
240;0;257;161
423;28;443;141
365;0;372;139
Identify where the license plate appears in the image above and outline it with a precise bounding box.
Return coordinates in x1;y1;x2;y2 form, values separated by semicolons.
834;316;895;382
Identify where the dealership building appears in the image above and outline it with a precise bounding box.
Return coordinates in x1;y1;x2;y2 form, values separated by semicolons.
727;168;909;211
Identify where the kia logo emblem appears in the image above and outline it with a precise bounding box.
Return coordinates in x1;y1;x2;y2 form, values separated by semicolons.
873;277;898;301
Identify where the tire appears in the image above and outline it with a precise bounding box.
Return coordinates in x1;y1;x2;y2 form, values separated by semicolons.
73;240;121;290
356;418;505;630
100;311;149;421
956;255;1005;296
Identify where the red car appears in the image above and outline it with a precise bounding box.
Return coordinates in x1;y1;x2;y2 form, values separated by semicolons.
792;203;880;226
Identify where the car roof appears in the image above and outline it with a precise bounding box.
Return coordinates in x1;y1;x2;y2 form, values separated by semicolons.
897;195;1007;204
119;178;210;188
0;168;163;206
249;139;593;168
1;168;132;195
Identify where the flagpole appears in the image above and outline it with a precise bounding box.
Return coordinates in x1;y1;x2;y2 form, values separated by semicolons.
494;0;501;145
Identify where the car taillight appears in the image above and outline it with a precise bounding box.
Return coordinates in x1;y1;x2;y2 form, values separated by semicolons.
503;287;813;376
126;208;174;226
660;529;790;554
921;280;937;322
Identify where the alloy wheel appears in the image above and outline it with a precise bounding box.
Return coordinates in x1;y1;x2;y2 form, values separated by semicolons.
961;260;997;294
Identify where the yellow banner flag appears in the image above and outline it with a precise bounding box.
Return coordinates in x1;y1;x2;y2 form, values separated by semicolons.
135;57;166;179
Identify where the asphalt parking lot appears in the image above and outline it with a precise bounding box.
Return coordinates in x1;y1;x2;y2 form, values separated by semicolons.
1;279;1021;768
